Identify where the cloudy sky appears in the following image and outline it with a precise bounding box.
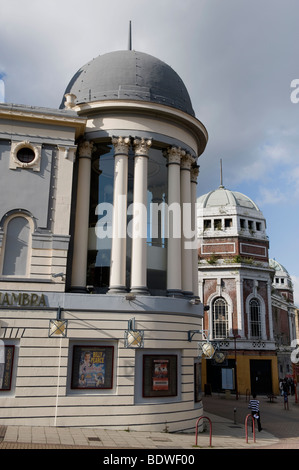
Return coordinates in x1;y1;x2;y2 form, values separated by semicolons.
1;0;299;304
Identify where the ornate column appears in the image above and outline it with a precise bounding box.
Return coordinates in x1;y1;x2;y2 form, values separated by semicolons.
108;136;130;294
236;277;245;337
71;140;94;292
164;147;182;296
180;152;194;296
191;164;200;297
267;280;274;340
130;138;152;295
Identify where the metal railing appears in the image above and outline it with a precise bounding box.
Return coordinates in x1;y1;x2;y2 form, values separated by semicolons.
245;414;256;443
195;416;212;447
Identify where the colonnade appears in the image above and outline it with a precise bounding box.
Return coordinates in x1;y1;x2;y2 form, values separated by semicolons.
71;137;199;297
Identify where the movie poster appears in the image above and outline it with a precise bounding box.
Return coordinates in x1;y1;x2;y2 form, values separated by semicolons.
153;359;169;391
143;354;177;397
71;346;113;389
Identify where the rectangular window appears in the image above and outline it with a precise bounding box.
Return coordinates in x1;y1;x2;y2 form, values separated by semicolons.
240;219;246;229
256;222;261;231
143;354;177;397
204;219;211;230
225;218;233;228
0;345;15;391
250;300;261;338
248;220;254;230
71;345;114;390
214;219;222;230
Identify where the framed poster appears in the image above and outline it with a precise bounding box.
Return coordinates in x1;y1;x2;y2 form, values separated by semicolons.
143;354;177;397
0;345;15;391
71;345;114;390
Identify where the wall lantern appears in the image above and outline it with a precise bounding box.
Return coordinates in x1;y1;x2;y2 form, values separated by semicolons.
188;329;219;359
124;318;144;348
49;307;68;337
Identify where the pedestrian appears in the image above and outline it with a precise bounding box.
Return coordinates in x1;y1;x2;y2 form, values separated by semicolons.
283;390;289;410
248;392;262;431
279;379;284;396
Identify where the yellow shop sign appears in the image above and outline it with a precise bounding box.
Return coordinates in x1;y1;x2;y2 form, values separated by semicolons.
0;292;47;307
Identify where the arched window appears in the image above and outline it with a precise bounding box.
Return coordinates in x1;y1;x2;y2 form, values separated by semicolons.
212;297;228;339
2;216;31;276
249;298;261;338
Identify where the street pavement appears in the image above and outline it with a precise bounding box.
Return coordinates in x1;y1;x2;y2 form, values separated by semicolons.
0;394;298;451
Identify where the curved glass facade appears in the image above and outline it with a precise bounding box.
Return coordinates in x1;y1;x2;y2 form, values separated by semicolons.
87;141;167;295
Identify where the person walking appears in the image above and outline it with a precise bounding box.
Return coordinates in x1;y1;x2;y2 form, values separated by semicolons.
248;393;262;431
283;390;289;410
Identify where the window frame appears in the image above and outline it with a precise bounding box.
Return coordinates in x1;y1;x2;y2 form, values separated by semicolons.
212;297;229;339
249;298;261;339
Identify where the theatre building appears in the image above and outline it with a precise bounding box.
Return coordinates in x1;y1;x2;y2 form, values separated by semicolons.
0;49;208;431
197;184;297;396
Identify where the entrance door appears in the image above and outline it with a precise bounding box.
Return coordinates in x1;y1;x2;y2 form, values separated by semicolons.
250;359;272;395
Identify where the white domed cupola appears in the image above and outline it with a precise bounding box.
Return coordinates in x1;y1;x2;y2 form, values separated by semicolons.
197;183;269;265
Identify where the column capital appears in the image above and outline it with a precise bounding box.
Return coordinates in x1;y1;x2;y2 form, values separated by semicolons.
164;146;184;165
133;137;152;156
78;140;94;158
191;164;200;183
112;136;131;155
180;153;194;171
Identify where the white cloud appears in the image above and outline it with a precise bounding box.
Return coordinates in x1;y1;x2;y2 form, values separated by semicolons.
256;187;287;206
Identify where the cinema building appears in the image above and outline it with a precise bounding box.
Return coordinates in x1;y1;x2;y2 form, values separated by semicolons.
0;49;208;431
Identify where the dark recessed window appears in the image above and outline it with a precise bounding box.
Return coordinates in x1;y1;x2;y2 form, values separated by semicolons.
16;147;35;164
214;219;222;230
204;219;211;230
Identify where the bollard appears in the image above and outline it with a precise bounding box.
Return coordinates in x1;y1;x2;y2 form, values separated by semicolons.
233;407;237;424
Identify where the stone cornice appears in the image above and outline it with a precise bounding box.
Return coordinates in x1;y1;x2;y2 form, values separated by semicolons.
74;99;208;156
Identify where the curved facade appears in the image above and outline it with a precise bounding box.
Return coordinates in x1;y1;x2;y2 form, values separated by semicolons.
0;50;208;431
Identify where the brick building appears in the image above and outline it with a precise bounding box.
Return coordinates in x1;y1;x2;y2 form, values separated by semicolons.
197;183;297;396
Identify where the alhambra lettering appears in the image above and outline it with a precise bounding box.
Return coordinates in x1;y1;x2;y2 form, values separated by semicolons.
0;292;47;307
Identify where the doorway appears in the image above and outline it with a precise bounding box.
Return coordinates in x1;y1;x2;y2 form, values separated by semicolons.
250;359;272;395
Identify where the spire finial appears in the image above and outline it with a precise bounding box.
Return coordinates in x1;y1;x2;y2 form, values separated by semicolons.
128;20;132;51
219;158;224;188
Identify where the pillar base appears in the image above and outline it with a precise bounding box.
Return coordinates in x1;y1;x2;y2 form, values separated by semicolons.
69;286;89;293
107;286;128;295
167;289;183;298
182;290;194;297
130;286;150;296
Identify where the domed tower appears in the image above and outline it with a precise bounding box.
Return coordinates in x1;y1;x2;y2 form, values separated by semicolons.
55;49;208;431
61;50;207;297
197;183;278;396
269;259;297;378
270;259;294;303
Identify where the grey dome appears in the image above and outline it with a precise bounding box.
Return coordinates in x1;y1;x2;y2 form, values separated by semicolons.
60;50;195;116
197;186;261;211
